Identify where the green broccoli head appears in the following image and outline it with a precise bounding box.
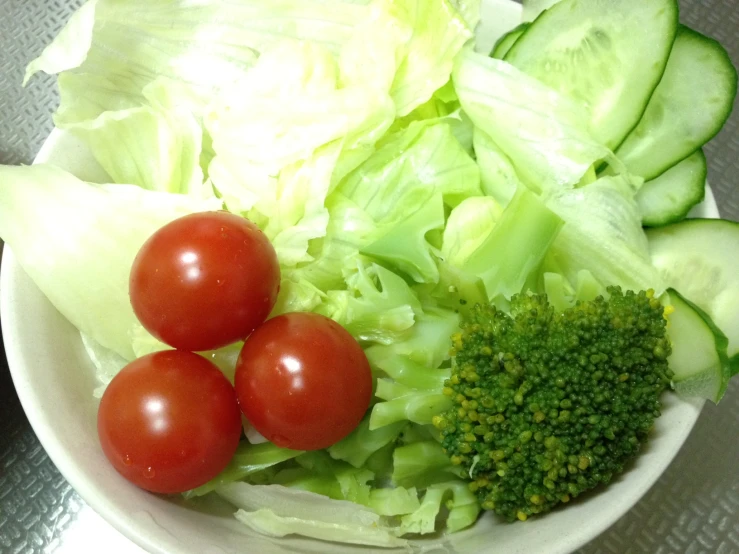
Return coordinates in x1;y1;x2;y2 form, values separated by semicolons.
434;287;672;522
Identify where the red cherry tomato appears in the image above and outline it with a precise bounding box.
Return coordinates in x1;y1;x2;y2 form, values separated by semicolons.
97;350;242;494
129;211;280;352
234;312;372;451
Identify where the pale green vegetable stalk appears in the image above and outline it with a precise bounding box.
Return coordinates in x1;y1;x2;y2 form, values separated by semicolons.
460;187;564;302
442;195;503;267
473;129;522;207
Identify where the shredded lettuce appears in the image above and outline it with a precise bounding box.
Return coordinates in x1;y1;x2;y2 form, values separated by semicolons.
473;129;522;207
81;333;128;398
399;481;480;535
460;187;563;302
392;441;464;489
334;260;422;345
369;486;421;516
328;418;406;468
339;120;481;221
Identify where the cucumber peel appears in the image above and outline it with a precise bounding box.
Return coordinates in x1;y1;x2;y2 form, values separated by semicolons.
615;25;738;181
664;288;732;403
506;0;678;149
490;23;529;59
647;219;739;362
636;149;706;227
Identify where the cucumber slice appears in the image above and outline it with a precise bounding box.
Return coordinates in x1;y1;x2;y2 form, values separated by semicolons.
614;26;738;181
505;0;678;149
636;149;706;227
664;289;731;403
647;219;739;362
490;23;529;60
522;0;562;22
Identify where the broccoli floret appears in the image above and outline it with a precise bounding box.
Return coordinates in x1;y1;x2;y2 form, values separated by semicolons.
433;287;672;522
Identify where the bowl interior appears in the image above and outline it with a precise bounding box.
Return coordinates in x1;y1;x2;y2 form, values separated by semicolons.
1;1;712;553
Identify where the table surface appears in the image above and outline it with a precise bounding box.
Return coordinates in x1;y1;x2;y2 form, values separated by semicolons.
1;1;738;553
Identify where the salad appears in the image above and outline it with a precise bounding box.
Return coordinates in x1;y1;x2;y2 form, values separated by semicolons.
1;0;738;548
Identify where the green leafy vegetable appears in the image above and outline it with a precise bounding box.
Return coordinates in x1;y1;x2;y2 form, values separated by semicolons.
217;482;406;547
387;0;480;115
27;0;373;125
442;195;503;267
68;79;205;195
544;175;665;294
453;47;611;192
0;164;216;359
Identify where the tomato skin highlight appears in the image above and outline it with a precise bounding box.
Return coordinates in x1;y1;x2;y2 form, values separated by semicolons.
234;312;372;451
97;350;242;494
129;211;280;352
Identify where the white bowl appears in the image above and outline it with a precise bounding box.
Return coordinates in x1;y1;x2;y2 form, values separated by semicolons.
1;1;717;552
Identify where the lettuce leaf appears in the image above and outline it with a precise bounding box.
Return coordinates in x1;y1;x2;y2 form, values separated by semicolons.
204;40;395;267
233;509;405;548
388;0;479;115
473;128;522;207
206;40;394;182
0;164;217;359
442;195;503;267
67;79;206;195
217;482;406;547
27;0;373;125
339;119;481;220
544;175;666;293
453;48;610;193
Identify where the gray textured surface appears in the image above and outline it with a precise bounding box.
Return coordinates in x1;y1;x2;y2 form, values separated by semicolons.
0;1;737;553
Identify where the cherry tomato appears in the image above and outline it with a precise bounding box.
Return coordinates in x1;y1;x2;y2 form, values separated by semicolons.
129;211;280;352
97;350;242;494
234;312;372;451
